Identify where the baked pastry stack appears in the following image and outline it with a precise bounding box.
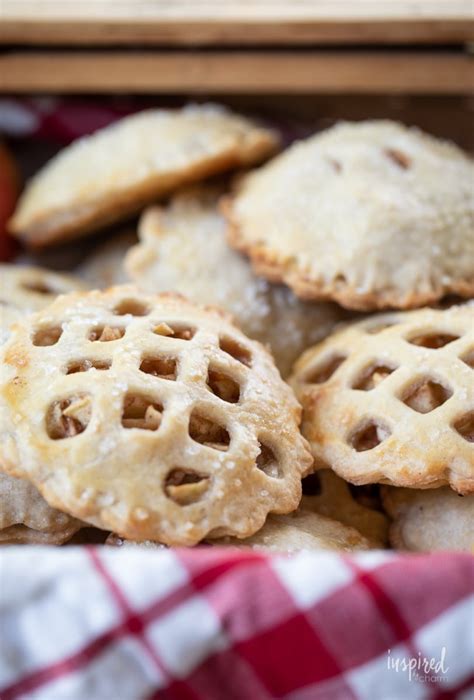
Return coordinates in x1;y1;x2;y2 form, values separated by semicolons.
290;306;473;551
1;108;472;552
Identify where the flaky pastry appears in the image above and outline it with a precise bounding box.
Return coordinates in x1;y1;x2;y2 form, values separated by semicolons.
291;305;474;494
0;285;312;545
224;121;474;310
9;104;278;248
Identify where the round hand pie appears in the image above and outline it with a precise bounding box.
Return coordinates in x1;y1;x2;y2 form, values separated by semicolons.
0;472;82;545
9;104;278;248
125;186;349;376
291;305;474;494
224;120;474;310
0;285;312;545
107;508;376;553
381;486;474;552
301;469;389;546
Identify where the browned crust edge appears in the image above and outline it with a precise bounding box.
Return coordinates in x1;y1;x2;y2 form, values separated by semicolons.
221;195;474;312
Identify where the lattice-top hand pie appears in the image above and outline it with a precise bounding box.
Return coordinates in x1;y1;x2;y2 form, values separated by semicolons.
0;285;312;545
9;104;278;248
0;472;82;545
291;305;474;494
0;263;85;344
224;120;474;310
125;186;349;377
381;486;473;553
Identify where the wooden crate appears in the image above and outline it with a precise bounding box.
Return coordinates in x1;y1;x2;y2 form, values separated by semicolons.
0;0;473;94
1;1;473;150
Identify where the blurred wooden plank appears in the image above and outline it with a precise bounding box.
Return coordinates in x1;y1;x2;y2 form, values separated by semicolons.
1;1;473;45
1;51;472;94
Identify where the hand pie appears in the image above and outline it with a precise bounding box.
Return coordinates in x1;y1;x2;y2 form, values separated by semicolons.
9;104;278;248
79;231;136;288
301;469;389;546
107;508;376;552
224;120;474;310
0;263;85;344
125;187;349;376
381;486;474;552
0;472;82;545
291;305;474;494
0;285;312;545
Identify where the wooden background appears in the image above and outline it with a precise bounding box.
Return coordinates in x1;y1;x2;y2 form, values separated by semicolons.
2;1;473;45
0;0;473;94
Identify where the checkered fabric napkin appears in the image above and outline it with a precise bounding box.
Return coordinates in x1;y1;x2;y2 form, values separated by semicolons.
0;547;472;700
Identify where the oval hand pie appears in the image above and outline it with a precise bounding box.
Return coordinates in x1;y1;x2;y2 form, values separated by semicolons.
224;120;474;310
0;285;312;545
9;104;278;248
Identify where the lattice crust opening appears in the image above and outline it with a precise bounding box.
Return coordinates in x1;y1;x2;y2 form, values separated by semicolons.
291;305;474;494
461;348;474;369
66;359;112;374
453;412;474;443
46;394;93;439
0;286;312;545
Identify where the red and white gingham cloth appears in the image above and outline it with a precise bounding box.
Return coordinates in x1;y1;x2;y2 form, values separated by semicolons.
0;547;473;700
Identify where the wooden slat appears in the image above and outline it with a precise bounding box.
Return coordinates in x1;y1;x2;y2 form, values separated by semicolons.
1;1;473;45
0;51;472;94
